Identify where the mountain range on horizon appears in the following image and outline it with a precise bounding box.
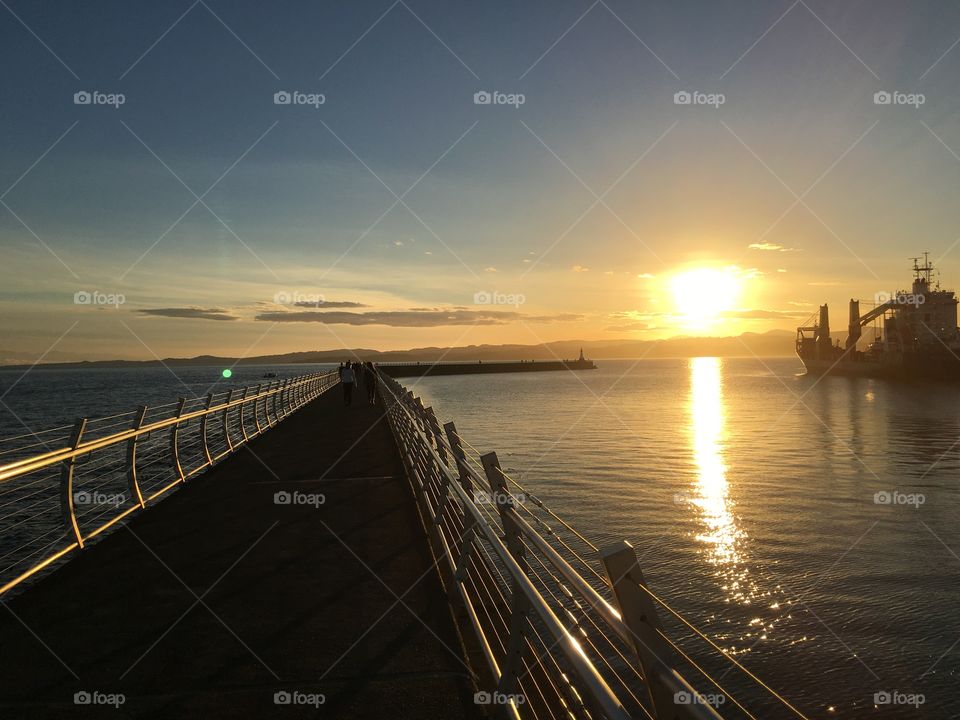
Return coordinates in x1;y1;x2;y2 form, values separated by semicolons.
0;329;797;370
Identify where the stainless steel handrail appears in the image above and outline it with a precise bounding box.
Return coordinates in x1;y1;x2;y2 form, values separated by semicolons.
0;369;339;596
0;372;332;482
378;372;744;720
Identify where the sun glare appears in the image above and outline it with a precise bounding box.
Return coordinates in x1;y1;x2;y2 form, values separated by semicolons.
670;267;742;328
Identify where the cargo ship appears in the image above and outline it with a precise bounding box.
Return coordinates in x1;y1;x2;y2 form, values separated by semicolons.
797;253;960;380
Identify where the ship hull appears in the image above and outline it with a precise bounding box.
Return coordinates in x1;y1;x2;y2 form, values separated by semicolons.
798;351;960;381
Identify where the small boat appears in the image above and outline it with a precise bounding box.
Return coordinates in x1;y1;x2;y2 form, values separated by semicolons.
262;372;278;379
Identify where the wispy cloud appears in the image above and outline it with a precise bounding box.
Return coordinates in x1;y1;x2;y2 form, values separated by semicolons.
721;308;809;319
255;308;580;327
294;300;368;308
137;307;238;321
748;243;800;252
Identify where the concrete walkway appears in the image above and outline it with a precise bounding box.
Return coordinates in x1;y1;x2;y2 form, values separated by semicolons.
0;384;480;719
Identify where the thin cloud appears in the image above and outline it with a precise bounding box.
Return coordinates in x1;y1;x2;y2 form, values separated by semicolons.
137;307;238;321
293;300;368;308
255;309;580;327
748;243;800;252
721;308;809;319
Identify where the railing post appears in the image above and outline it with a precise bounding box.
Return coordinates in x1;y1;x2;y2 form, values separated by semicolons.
482;451;530;699
222;390;235;452
126;405;148;509
600;540;680;718
270;381;279;426
253;383;263;436
424;407;448;465
443;421;474;495
238;387;250;444
199;393;214;466
171;398;187;483
60;418;87;549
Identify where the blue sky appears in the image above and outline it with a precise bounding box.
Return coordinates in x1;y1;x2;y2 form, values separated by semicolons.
2;0;960;360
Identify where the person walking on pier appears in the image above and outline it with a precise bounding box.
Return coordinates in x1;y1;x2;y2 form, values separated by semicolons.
365;362;378;405
341;363;355;405
353;360;363;391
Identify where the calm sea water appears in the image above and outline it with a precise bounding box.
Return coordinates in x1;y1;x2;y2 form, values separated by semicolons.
0;363;336;438
412;358;960;718
1;357;958;717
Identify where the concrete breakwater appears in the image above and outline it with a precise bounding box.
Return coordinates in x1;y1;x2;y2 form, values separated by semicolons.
379;358;597;378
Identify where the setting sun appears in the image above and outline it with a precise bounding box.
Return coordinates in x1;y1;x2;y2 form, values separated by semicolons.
670;267;743;328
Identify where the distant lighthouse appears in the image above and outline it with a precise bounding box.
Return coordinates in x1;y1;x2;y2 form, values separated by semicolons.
578;347;585;362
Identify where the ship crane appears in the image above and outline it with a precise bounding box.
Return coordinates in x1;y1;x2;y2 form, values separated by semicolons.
845;298;897;349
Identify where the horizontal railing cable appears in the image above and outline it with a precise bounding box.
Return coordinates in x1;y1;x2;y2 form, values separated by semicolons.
381;373;814;720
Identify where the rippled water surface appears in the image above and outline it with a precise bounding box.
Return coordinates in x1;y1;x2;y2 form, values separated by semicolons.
2;358;959;717
413;357;960;718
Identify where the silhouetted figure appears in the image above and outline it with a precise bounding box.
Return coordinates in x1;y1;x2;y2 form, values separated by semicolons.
353;361;363;390
341;363;355;405
338;362;345;380
365;362;378;405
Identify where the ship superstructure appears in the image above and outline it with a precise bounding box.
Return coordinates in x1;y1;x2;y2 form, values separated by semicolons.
796;253;960;379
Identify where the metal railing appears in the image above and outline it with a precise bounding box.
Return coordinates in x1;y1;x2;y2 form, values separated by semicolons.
0;369;339;596
378;373;811;720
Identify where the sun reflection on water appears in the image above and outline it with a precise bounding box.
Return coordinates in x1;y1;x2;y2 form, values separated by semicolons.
688;357;751;604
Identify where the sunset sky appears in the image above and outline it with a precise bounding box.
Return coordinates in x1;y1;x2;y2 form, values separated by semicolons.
2;0;960;361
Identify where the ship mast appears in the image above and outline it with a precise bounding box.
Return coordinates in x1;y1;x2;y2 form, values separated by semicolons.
910;251;933;284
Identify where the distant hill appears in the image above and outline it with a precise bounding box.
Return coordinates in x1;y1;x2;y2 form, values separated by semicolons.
0;330;795;370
